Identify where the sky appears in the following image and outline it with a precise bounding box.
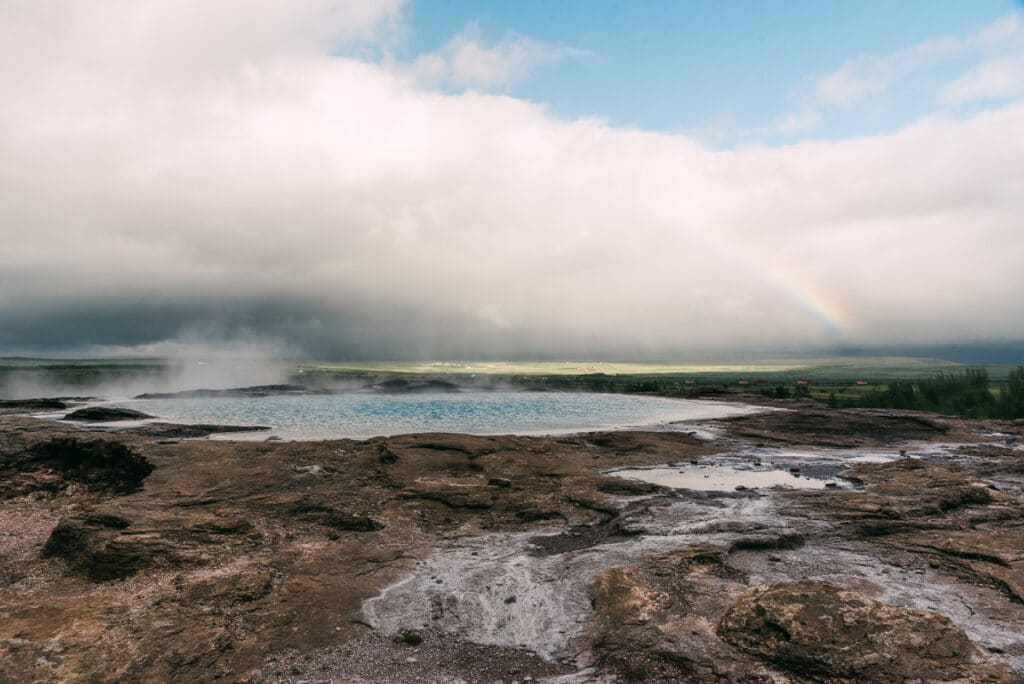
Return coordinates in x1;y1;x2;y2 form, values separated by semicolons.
1;0;1023;360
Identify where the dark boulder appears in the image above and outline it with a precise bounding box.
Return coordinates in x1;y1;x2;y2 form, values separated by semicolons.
64;406;154;422
596;478;661;495
364;378;461;393
1;438;154;498
0;398;69;413
123;423;270;438
43;514;168;581
285;499;384;531
133;384;322;399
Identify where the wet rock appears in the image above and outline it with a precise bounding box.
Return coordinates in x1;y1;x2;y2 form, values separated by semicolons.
134;384;322;399
1;437;154;498
793;458;1008;540
717;579;991;682
718;408;947;447
402;487;494;510
63;407;154;422
285;500;384;531
399;630;423;646
3;412;1023;682
530;517;640;555
384;433;500;458
43;514;172;581
42;511;261;582
884;530;1024;602
596;478;661;495
122;423;271;438
0;398;69;413
728;533;805;553
364;379;461;394
189;517;254;535
176;567;274;603
565;496;619;517
513;508;563;522
378;444;399;464
586;546;765;682
582;430;703;458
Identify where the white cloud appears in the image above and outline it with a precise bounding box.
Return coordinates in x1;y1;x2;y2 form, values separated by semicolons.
763;109;822;137
814;13;1024;107
402;21;585;90
939;53;1024;104
0;2;1022;356
766;13;1024;142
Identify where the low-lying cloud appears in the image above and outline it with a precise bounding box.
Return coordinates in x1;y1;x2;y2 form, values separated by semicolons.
1;1;1023;359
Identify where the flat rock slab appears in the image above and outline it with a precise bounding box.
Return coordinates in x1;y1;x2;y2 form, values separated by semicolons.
718;579;1014;682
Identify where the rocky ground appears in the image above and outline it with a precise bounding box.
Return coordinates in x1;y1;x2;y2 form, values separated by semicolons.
1;402;1023;683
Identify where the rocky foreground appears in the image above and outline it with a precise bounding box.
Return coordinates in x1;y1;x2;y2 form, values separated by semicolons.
1;405;1023;683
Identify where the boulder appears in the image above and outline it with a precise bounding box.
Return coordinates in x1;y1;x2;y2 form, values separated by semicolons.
63;407;153;422
1;437;154;498
43;514;169;581
718;580;980;682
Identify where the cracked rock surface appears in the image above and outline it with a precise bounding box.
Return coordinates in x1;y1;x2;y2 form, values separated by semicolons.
0;405;1023;682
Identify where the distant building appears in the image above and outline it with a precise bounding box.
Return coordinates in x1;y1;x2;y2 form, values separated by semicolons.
855;380;870;386
684;379;695;385
738;380;749;385
796;379;809;385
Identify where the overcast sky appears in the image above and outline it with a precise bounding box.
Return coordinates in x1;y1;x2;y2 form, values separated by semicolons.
1;1;1023;359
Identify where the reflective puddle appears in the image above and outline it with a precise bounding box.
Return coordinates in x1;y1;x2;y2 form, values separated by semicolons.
612;464;844;491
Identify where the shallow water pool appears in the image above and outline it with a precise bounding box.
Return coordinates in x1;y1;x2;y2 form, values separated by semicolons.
116;391;764;440
613;463;842;491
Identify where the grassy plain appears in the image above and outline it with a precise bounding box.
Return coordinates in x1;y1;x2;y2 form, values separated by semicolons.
1;356;1019;398
296;356;1004;383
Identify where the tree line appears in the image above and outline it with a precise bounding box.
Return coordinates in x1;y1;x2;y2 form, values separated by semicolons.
829;367;1024;419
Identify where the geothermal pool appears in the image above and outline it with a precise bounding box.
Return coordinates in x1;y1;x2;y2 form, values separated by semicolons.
115;391;763;440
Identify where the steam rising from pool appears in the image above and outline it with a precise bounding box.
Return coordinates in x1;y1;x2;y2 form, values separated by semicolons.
118;391;762;440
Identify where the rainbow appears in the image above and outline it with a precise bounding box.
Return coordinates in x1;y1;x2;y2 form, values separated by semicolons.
760;262;852;337
694;230;854;338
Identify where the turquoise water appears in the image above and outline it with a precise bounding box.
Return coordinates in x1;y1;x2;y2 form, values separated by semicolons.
120;391;760;440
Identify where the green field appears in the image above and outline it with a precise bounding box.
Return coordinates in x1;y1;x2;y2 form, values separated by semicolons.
296;356;1006;383
1;355;1015;387
1;354;1019;395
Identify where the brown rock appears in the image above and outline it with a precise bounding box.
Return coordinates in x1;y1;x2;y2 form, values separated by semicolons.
42;514;173;581
717;408;947;447
718;579;980;681
1;437;153;498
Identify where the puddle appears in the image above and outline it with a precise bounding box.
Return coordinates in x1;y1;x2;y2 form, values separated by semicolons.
612;464;844;491
846;453;901;463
